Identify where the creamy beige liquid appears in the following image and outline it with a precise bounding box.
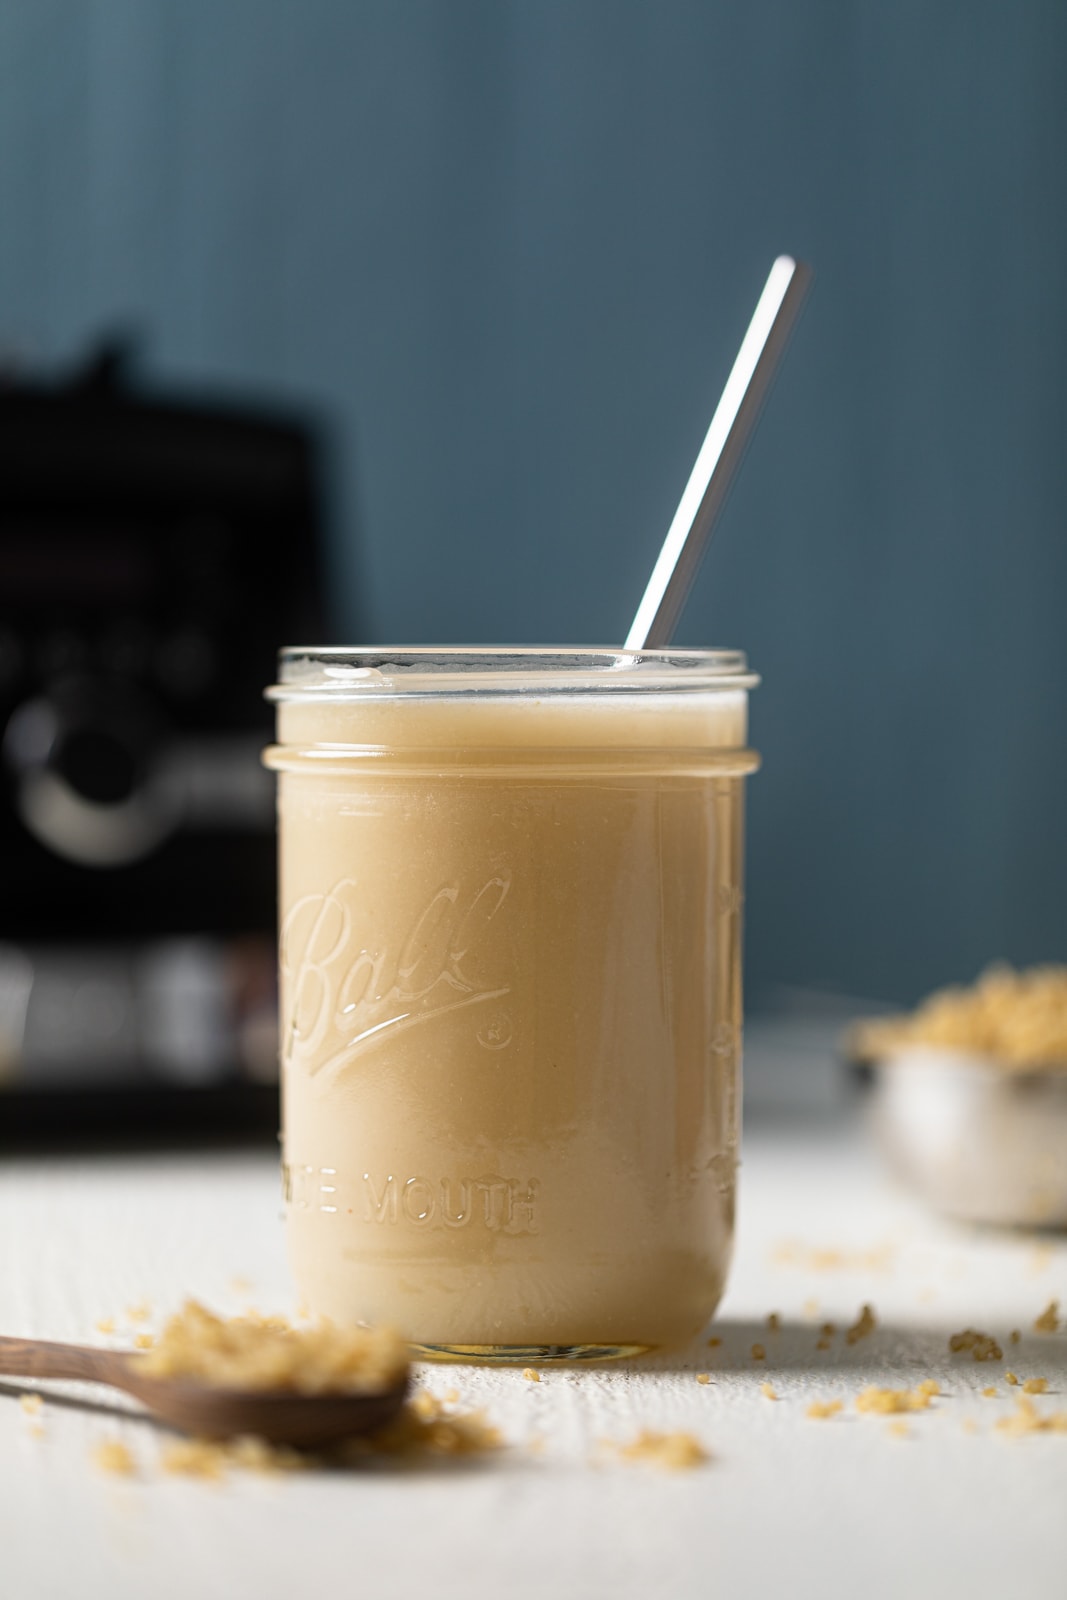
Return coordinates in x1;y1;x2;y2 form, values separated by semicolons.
269;686;755;1354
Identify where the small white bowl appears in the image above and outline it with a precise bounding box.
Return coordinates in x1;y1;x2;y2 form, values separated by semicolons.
871;1045;1067;1228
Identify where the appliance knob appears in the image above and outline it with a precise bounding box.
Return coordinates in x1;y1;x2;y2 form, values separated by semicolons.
2;681;180;869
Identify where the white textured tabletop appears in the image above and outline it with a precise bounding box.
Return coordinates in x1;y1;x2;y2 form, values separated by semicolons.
1;1113;1065;1600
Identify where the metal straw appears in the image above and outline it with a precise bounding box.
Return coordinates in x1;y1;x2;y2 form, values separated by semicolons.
625;255;812;651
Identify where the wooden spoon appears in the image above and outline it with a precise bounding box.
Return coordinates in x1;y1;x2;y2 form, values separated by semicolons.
0;1334;409;1449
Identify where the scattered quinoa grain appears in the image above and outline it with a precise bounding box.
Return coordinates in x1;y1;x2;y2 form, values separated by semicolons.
995;1396;1067;1437
807;1399;843;1420
1006;1372;1020;1385
133;1334;154;1350
1034;1300;1060;1334
1023;1378;1049;1395
617;1430;709;1470
19;1394;43;1416
820;1322;836;1338
340;1394;502;1461
94;1318;116;1335
772;1241;894;1273
982;1386;998;1398
126;1303;151;1324
696;1372;711;1385
750;1344;766;1362
1028;1244;1054;1276
760;1383;778;1400
845;1304;877;1345
706;1337;721;1348
1010;1330;1021;1344
855;1384;938;1415
160;1436;306;1480
816;1338;831;1352
521;1368;540;1383
93;1440;136;1477
887;1422;909;1439
396;1401;501;1457
228;1436;306;1473
767;1312;781;1332
949;1328;1003;1361
161;1439;228;1479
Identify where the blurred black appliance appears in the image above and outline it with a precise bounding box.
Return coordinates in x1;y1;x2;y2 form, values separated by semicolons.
0;342;324;1141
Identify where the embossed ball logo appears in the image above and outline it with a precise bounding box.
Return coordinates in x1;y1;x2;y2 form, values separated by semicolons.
279;873;512;1081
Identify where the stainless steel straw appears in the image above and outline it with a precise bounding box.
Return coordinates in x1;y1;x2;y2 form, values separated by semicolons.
626;256;812;650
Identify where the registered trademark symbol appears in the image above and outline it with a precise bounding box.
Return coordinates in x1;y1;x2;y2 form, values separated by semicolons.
477;1010;513;1050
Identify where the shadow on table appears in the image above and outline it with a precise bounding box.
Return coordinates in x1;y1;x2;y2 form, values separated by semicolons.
596;1317;1067;1389
5;1321;1064;1475
0;1378;525;1478
0;1378;136;1425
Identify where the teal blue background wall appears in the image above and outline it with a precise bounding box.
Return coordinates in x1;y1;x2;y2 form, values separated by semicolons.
2;1;1065;1005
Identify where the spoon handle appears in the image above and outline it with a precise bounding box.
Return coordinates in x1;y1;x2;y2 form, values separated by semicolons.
0;1335;126;1386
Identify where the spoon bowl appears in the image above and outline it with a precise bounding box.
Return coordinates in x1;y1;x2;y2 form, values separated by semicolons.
123;1364;411;1448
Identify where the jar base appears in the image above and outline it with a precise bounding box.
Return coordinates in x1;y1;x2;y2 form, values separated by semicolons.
412;1341;653;1365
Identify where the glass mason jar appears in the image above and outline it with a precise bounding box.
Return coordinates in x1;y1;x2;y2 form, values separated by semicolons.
264;648;759;1361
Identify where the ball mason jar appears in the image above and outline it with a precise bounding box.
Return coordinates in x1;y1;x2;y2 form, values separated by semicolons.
264;648;759;1361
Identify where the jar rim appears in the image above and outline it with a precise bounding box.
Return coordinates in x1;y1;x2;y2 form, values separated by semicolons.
268;646;757;700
